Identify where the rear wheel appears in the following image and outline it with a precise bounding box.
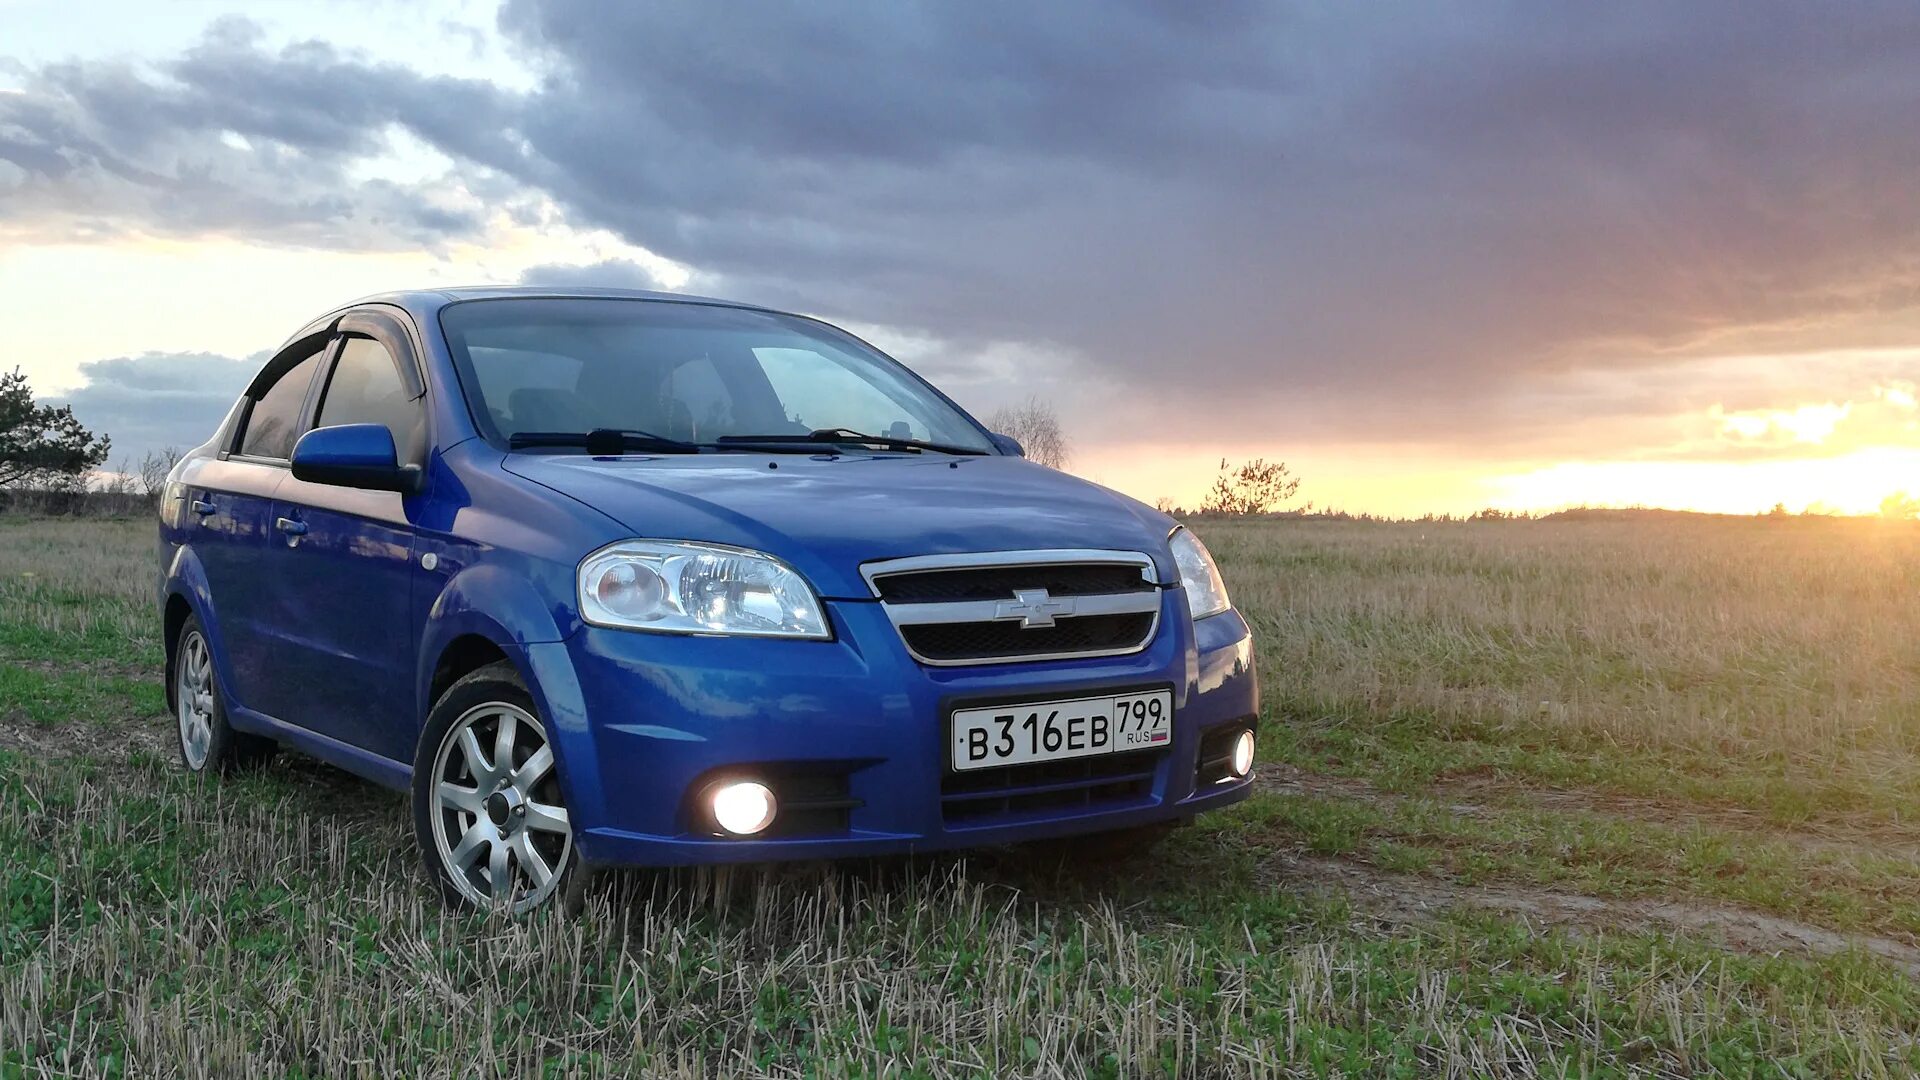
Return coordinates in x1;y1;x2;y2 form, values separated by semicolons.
413;662;575;914
172;617;276;774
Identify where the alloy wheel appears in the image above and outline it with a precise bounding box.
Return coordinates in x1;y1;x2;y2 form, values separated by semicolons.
429;702;573;913
176;630;215;770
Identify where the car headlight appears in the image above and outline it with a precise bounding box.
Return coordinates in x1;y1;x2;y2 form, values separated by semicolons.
578;540;830;638
1169;527;1230;620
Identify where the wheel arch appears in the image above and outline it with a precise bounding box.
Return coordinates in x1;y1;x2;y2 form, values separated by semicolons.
415;560;603;831
427;635;512;712
160;543;220;714
417;561;573;728
162;592;193;712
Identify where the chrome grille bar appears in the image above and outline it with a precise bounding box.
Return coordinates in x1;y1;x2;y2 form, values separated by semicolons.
862;549;1163;666
882;590;1162;627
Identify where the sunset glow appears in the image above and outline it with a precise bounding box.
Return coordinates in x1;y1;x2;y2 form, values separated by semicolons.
4;2;1918;519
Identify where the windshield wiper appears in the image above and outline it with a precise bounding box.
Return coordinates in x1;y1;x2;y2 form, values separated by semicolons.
714;428;989;456
509;428;826;456
508;428;702;454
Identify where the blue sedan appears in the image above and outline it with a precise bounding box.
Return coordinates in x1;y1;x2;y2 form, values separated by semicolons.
157;287;1258;913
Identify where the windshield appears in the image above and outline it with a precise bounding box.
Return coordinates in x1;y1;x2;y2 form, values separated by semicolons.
438;298;994;453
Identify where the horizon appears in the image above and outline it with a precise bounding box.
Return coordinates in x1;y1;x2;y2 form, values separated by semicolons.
4;2;1918;518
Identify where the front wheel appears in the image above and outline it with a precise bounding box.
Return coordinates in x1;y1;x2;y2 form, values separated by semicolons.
413;661;575;914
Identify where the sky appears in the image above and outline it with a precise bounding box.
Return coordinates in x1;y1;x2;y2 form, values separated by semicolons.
4;1;1919;517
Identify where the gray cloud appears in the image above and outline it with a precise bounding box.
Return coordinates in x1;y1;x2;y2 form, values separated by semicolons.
516;258;664;292
0;15;514;250
8;4;1920;448
50;351;258;463
483;2;1920;419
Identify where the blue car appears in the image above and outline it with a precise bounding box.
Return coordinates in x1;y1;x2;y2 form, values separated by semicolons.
158;287;1258;913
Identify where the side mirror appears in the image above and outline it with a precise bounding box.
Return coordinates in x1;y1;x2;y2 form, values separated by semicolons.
988;432;1025;457
291;424;421;494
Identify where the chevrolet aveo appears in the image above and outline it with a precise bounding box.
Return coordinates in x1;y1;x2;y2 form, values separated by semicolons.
158;287;1258;913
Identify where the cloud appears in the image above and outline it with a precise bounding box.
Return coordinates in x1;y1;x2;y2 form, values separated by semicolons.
0;15;516;250
48;351;258;462
484;3;1920;409
8;3;1920;451
516;258;664;292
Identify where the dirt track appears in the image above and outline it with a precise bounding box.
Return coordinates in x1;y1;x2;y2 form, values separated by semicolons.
1260;765;1920;975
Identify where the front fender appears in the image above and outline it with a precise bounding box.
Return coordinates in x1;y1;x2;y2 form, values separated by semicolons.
416;564;600;831
416;561;576;713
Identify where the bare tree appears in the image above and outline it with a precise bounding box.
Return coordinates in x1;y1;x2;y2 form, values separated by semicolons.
985;396;1070;469
1200;458;1302;516
139;447;184;504
94;456;138;497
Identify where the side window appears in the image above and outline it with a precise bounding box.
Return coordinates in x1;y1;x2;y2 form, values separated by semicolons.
238;349;324;460
315;337;425;462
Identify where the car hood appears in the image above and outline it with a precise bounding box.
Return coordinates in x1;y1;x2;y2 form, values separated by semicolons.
502;452;1179;599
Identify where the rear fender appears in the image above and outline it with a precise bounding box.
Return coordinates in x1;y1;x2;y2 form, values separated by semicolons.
159;545;243;715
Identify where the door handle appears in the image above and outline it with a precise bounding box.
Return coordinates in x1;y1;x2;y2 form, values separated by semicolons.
275;517;308;537
190;499;216;516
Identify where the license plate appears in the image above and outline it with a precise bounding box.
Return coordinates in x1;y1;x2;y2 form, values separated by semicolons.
949;689;1173;772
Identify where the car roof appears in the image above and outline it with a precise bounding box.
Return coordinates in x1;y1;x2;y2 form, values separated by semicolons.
279;285;793;353
361;284;775;313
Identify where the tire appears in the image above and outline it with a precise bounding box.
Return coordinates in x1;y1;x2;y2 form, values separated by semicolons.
412;661;576;914
171;616;276;774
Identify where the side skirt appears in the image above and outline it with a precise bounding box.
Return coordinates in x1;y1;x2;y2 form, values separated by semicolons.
229;705;412;791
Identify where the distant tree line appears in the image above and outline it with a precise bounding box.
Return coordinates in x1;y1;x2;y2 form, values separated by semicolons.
10;365;1919;526
1153;458;1307;518
0;366;181;515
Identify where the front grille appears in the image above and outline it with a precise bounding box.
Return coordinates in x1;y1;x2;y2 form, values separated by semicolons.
902;613;1156;663
876;563;1152;604
863;550;1163;666
942;750;1159;825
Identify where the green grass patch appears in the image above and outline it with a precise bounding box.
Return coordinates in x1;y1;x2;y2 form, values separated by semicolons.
0;663;164;729
5;516;1920;1074
1214;788;1920;940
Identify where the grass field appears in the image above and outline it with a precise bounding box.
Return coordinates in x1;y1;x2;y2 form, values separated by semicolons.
3;514;1919;1077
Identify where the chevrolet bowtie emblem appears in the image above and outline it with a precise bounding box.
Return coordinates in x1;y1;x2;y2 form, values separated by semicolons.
995;588;1075;629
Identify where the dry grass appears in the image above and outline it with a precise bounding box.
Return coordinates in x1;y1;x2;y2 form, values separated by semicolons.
4;757;1916;1078
1202;516;1920;816
4;513;1920;1076
0;517;156;663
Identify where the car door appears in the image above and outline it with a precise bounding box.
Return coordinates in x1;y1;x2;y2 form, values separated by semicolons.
262;316;429;763
183;341;328;717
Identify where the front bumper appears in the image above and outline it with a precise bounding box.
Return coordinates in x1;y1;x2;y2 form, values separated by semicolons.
522;592;1260;867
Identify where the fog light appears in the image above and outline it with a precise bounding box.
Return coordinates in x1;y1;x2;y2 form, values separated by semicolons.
711;781;778;836
1229;730;1255;778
